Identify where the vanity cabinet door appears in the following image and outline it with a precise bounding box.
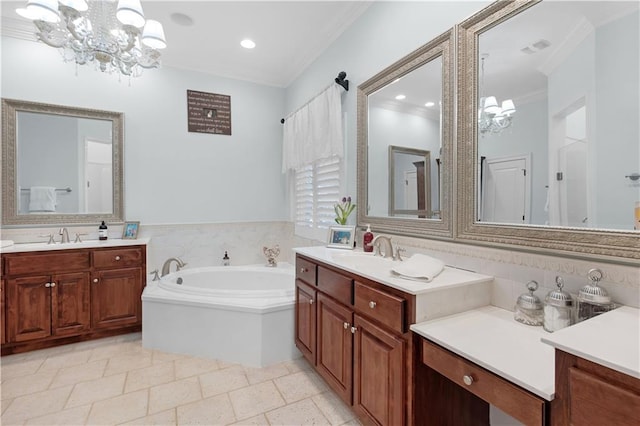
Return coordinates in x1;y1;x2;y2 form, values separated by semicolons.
295;279;317;365
1;279;5;345
6;275;52;342
91;268;143;329
353;314;405;426
51;272;90;337
317;292;354;405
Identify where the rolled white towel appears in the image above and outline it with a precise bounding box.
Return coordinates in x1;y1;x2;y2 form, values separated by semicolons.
391;253;444;282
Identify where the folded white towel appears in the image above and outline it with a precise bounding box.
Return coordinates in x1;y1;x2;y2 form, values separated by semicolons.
0;240;14;248
28;186;57;212
391;253;444;283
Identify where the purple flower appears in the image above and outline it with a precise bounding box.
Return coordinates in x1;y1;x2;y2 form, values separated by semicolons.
342;197;347;203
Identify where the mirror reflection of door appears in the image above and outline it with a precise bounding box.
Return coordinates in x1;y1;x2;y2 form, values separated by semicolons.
480;155;530;223
389;146;431;218
85;139;113;214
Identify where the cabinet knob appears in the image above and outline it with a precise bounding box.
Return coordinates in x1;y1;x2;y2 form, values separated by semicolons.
350;326;357;334
300;267;307;273
50;282;56;287
369;301;377;309
309;299;314;305
44;282;51;288
343;322;350;329
462;375;474;386
93;278;99;283
115;256;121;261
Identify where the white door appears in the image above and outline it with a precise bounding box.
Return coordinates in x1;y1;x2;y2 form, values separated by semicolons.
85;140;113;213
404;170;418;210
481;156;529;223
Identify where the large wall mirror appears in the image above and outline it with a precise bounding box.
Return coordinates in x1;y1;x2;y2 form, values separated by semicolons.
457;0;639;261
2;99;124;226
357;29;454;239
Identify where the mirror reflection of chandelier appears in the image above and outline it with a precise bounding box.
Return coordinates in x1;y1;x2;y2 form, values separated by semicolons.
478;54;516;135
16;0;167;78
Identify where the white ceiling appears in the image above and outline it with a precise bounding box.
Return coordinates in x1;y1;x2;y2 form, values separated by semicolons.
0;1;372;88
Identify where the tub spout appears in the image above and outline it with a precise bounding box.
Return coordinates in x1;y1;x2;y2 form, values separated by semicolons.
161;257;186;277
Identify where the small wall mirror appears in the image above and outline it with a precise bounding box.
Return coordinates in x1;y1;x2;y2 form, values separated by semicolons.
2;99;124;226
358;29;454;239
457;0;639;261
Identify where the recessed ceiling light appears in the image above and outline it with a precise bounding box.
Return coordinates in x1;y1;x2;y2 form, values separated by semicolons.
240;39;256;49
395;94;406;100
170;12;194;27
425;101;435;107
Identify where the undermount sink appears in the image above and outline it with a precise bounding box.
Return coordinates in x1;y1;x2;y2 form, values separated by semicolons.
331;252;395;273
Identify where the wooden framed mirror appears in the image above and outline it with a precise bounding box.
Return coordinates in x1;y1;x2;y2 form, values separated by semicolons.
2;98;124;226
457;0;640;262
357;29;454;239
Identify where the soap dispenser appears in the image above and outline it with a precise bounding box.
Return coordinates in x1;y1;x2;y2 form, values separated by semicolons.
222;251;230;266
99;221;108;240
363;225;374;253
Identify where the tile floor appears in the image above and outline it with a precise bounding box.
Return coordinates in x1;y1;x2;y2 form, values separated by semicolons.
0;333;361;425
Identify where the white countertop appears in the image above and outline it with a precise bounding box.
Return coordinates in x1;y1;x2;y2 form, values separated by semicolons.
411;305;556;400
294;246;493;296
541;306;640;379
0;238;150;253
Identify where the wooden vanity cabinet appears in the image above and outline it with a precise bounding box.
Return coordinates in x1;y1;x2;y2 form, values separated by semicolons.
552;349;640;426
294;254;415;426
1;244;146;355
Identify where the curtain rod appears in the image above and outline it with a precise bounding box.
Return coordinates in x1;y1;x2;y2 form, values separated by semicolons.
280;71;349;124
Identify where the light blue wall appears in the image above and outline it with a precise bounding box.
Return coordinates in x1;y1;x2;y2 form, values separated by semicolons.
1;36;287;225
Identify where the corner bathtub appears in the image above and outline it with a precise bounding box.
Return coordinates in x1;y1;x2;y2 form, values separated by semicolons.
141;263;299;367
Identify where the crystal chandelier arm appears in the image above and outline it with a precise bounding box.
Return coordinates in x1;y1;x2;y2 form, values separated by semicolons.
34;20;68;48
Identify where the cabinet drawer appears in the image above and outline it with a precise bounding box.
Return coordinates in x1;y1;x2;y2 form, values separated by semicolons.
296;257;317;285
569;367;640;426
4;251;91;275
422;339;545;425
354;281;404;333
93;248;143;269
318;266;352;306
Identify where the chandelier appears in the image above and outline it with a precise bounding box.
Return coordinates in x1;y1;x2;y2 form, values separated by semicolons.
16;0;167;77
478;54;516;135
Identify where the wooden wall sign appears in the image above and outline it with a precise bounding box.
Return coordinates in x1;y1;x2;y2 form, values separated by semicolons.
187;90;232;135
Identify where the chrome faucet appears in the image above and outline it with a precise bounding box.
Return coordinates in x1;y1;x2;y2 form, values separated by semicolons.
372;235;394;258
161;257;186;277
59;227;70;244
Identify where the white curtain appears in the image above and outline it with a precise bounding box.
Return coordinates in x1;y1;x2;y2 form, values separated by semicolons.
282;83;344;172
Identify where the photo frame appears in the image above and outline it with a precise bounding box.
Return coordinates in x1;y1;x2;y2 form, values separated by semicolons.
327;225;356;249
122;221;140;239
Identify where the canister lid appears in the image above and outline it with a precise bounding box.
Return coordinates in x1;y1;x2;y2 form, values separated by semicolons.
516;280;543;310
545;276;573;307
578;268;611;305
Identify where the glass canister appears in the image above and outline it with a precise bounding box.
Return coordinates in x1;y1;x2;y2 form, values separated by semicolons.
577;269;616;322
514;280;544;326
543;276;574;333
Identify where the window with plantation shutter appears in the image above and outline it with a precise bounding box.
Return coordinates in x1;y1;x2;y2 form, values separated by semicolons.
294;156;342;241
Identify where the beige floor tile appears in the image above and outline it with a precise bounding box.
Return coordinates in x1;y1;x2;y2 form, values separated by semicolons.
176;393;236;425
88;340;147;362
199;365;249;398
86;388;149;425
125;361;175;393
121;408;177;425
273;370;328;403
148;376;202;414
266;398;331;425
228;381;286;420
65;372;126;408
24;405;91;425
228;413;270;425
312;391;357;425
37;349;93;372
1;358;45;380
1;370;56;400
1;385;73;425
244;362;290;385
1;397;13;415
282;357;312;374
49;359;107;389
104;351;153;376
174;356;220;379
152;349;189;364
339;419;363;426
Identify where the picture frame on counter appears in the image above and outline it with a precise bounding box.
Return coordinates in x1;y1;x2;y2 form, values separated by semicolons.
122;221;140;239
327;225;355;249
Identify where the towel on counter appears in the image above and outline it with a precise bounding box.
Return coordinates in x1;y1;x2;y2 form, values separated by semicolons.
390;253;445;283
28;186;57;212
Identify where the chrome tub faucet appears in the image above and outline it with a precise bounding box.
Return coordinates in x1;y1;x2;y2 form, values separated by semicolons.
161;257;186;277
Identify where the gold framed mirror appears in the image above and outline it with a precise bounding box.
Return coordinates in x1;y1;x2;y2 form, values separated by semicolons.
357;29;454;239
2;98;124;226
457;0;640;262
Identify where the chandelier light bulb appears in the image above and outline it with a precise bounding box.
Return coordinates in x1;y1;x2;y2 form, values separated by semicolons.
25;0;60;23
142;20;167;49
116;0;146;28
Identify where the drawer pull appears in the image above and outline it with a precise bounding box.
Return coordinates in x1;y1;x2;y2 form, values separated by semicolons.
115;255;121;261
50;282;56;287
463;375;474;386
309;299;314;305
369;301;377;309
44;282;51;288
350;326;358;334
93;278;99;284
300;267;308;273
343;322;350;329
